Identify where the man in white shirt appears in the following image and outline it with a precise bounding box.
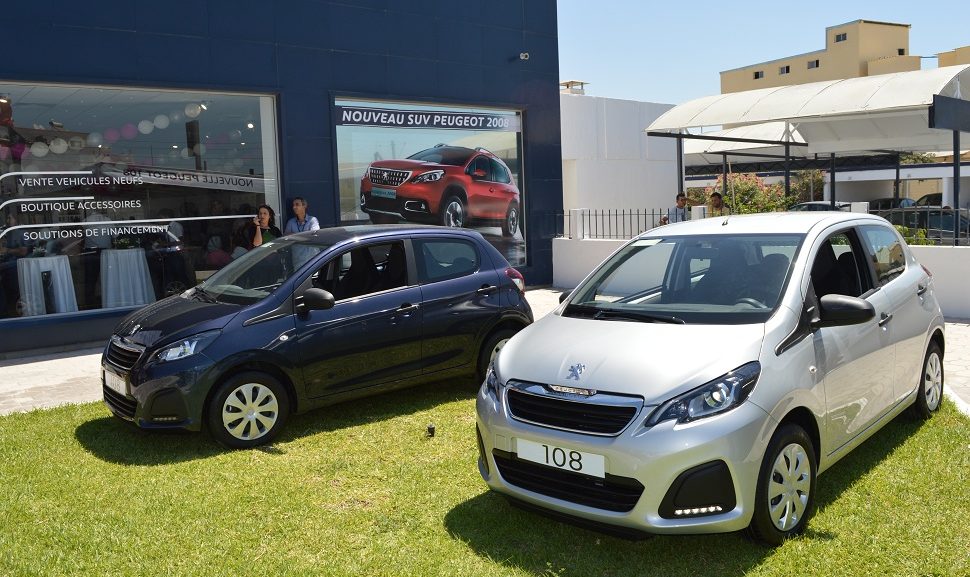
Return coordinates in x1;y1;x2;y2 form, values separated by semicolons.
662;192;689;225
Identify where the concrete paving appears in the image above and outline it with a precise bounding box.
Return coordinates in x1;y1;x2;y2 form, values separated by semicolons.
0;287;966;417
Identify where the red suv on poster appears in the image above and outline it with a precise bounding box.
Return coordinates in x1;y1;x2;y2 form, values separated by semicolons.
360;145;521;236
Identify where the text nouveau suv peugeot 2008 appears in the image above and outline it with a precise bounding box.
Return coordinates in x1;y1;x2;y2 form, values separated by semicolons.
477;212;945;545
360;145;521;237
102;225;531;448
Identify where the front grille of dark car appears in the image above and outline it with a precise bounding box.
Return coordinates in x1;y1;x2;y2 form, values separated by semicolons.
506;387;640;436
493;450;644;512
369;167;411;187
103;385;137;420
105;337;145;371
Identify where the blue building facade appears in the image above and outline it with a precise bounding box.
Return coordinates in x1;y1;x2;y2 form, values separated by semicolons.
1;0;562;353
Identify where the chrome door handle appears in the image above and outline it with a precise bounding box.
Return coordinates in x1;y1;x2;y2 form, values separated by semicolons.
878;312;893;327
476;285;497;295
397;303;419;313
917;283;928;296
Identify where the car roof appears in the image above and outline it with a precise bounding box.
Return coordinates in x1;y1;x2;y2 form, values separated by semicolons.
283;224;482;246
641;211;889;237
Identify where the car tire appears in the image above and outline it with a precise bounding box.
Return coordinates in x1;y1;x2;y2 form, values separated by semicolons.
747;424;817;546
207;372;289;449
369;214;398;225
477;328;518;383
911;341;944;420
440;196;465;228
502;203;520;237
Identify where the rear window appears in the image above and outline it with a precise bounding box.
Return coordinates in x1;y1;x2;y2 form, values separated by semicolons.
860;226;906;286
415;239;479;282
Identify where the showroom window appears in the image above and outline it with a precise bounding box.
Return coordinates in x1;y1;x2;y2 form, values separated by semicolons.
0;82;279;321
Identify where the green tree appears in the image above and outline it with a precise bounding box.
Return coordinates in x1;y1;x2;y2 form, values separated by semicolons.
687;173;798;214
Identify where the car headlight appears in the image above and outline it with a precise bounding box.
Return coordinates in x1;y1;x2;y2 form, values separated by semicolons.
412;170;444;184
152;331;220;364
645;361;761;426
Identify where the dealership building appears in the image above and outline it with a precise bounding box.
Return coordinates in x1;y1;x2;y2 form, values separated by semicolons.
0;0;563;353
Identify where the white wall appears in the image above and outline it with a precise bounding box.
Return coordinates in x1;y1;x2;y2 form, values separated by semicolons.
560;93;677;210
553;238;970;319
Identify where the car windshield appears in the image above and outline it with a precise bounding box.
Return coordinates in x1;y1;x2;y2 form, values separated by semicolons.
564;233;804;324
197;239;330;305
407;147;473;166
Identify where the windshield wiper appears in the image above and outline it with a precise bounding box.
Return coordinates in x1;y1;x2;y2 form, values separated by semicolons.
592;309;685;324
193;286;219;303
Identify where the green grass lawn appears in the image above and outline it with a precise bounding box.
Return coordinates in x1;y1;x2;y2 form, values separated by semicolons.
1;380;968;577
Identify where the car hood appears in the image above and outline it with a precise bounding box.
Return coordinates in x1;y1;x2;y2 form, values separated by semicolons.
113;293;239;347
497;313;767;406
371;159;449;171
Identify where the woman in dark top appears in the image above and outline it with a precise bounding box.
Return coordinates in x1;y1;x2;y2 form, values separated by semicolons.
250;204;282;249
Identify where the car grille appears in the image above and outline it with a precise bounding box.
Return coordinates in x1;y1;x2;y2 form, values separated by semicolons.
105;337;145;371
369;167;411;187
493;450;644;512
103;385;137;420
506;386;641;436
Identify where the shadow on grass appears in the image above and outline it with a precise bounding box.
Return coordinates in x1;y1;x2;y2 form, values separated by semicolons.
444;413;924;577
75;376;479;466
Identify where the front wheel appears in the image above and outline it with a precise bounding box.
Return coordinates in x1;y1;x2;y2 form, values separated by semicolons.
747;424;817;546
502;203;520;237
477;328;518;383
911;340;944;419
440;196;466;228
207;372;289;449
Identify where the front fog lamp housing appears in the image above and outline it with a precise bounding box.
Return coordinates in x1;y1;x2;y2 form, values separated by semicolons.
646;361;761;426
153;331;219;363
411;170;444;184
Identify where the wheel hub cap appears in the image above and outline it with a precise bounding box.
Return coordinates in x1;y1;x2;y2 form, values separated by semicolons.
924;352;942;411
222;383;279;441
767;443;811;531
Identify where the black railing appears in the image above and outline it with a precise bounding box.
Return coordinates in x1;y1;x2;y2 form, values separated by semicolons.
869;207;970;246
557;209;666;240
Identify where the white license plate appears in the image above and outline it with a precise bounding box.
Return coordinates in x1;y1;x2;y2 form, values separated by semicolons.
516;438;605;478
104;370;127;396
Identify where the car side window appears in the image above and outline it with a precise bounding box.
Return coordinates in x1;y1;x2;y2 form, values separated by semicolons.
315;241;407;300
414;239;479;283
489;158;511;184
860;226;906;287
810;232;867;298
468;156;490;180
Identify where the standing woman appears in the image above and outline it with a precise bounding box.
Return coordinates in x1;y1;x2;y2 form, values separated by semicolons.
251;204;282;248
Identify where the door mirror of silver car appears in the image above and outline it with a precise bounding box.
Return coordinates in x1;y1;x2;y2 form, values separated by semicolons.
298;288;335;313
558;290;572;304
813;294;875;328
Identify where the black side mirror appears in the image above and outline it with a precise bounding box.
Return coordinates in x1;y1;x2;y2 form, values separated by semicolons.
813;294;875;328
298;287;335;313
558;289;572;304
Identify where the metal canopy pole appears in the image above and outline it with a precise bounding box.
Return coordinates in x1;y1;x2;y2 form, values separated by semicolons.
954;130;961;246
830;153;837;208
722;154;728;195
784;142;791;196
676;133;684;195
894;153;901;202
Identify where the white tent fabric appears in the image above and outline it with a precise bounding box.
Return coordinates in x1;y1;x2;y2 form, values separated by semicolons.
682;122;808;166
650;65;970;155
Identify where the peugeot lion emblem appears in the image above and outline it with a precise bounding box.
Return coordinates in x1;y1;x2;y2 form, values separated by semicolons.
566;363;586;381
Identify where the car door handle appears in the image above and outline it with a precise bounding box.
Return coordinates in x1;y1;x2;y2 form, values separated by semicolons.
397;303;419;313
878;312;893;327
917;283;928;296
476;284;498;295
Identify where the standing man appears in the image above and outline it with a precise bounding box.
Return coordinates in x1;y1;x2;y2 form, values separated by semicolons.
284;197;320;235
709;191;730;217
661;192;689;225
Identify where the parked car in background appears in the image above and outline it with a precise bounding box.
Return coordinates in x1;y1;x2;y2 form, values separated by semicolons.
788;201;850;211
103;225;532;448
915;193;942;207
360;145;521;236
869;197;916;211
877;206;970;245
477;212;944;545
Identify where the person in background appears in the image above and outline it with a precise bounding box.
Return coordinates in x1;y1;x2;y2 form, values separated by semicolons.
284;197;320;235
250;204;282;248
660;192;689;225
0;212;32;315
709;191;730;217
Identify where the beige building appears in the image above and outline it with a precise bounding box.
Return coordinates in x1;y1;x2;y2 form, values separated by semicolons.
720;20;919;93
938;46;970;66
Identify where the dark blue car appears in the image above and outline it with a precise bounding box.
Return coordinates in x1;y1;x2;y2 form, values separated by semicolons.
102;225;532;448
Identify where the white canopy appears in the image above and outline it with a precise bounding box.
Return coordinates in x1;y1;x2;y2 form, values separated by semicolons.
682;122;808;166
650;65;970;155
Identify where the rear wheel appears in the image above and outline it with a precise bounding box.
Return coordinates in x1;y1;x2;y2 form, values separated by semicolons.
502;203;520;237
747;424;816;546
911;341;943;419
440;196;465;228
477;328;518;383
207;372;289;449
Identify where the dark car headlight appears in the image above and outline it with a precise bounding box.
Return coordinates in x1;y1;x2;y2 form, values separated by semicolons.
411;170;444;184
646;362;761;426
151;330;220;364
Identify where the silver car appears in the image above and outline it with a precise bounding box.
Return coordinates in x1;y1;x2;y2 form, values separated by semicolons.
476;212;945;545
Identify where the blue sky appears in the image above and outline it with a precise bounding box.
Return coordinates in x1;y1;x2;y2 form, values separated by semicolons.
557;0;970;104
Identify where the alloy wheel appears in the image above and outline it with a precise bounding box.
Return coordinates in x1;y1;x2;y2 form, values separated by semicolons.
443;200;464;228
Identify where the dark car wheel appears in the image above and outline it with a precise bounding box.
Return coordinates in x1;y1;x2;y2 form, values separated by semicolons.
369;214;398;225
440;196;465;228
207;371;289;449
747;424;817;546
477;328;518;383
502;203;520;237
911;341;944;419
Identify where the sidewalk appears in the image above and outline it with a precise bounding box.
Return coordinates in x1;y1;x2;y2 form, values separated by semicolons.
1;288;967;417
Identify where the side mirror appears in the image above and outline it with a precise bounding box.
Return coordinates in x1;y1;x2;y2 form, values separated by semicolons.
558;289;572;304
298;287;335;313
813;294;875;328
